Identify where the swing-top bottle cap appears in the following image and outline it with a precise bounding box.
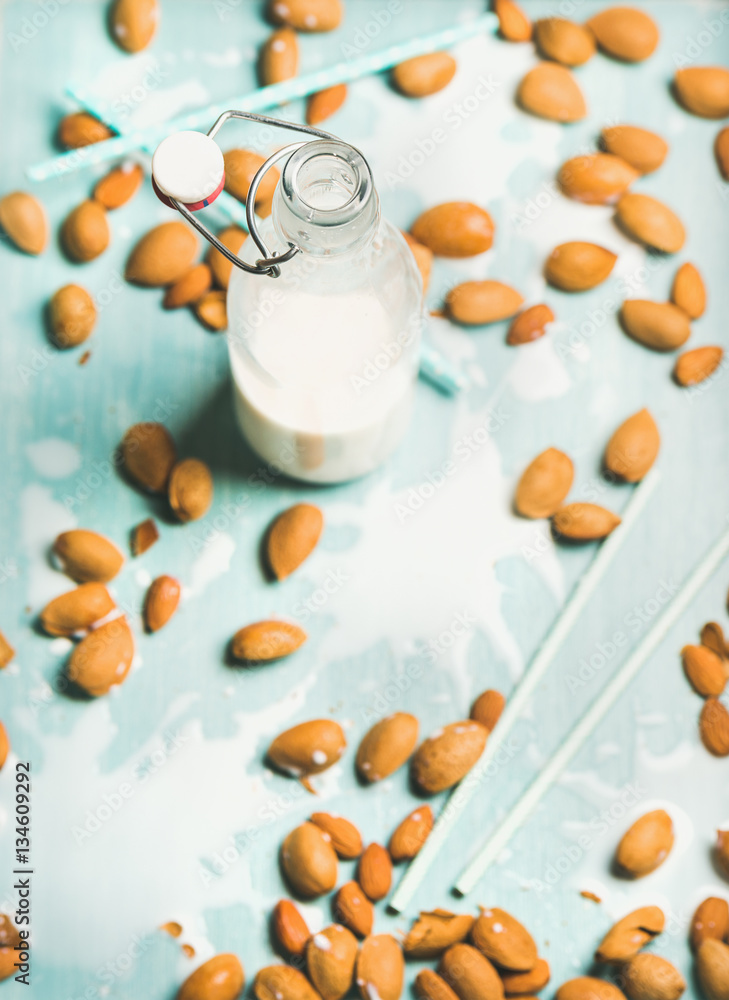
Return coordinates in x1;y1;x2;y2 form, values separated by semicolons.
152;130;225;211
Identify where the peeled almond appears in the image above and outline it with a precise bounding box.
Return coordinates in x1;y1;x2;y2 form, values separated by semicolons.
94;162;144;209
177;954;244;1000
57;112;114;149
281;822;338;898
446;280;523;325
439;943;504;1000
586;7;659;62
267;719;346;778
604;409;660;483
254;966;320;1000
415;971;461;1000
517;62;586;122
616;193;685;253
470;689;505;731
515;447;574;518
40;583;115;637
533;18;596;66
232;620;306;663
615;809;674;878
471;907;537;972
501;958;551;995
67;617;134;697
601;125;668;175
53;529;124;583
623;953;685;1000
545;242;617;292
557;978;630;1000
389;806;433;862
716;127;729;180
223;149;280;208
691;898;729;952
674;67;729;119
700;699;729;757
266;503;323;580
411;721;488;794
168;458;213;521
558;153;638;204
126;221;198;286
110;0;159;53
392;53;457;98
411;202;494;257
356;712;419;782
404;911;475;960
260;28;299;86
268;0;342;32
552;504;621;541
333;881;374;938
494;0;531;42
272;900;310;958
122;421;177;494
163;263;212;309
61;201;110;263
595;906;665;963
356;935;404;1000
621;300;691;352
208;226;246;290
674;346;723;387
194;290;227;331
49;284;97;348
696;939;729;1000
307;925;357;1000
307;84;347;125
507;304;554;345
671;262;706;319
403;232;433;292
144;575;181;633
0;191;48;254
310;813;362;859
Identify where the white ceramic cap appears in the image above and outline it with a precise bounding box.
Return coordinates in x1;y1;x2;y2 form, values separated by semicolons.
152;131;225;206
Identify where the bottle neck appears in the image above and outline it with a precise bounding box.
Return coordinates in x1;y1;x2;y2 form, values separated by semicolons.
273;140;380;259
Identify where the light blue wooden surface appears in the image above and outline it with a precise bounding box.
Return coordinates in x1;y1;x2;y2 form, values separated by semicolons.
2;1;729;997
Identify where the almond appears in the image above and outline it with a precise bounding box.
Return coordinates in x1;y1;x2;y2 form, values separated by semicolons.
700;700;729;756
675;347;723;386
223;149;280;209
49;284;97;348
0;633;13;669
558;154;638;204
389;806;433;862
411;202;494;257
268;719;345;779
691;898;729;952
601;126;668;175
517;63;586;122
358;843;392;901
615;809;674;878
266;503;323;580
515;447;574;518
616;194;685;253
94;162;144;209
392;53;457;98
254;967;322;1000
281;822;338;898
552;504;621;541
501;958;551;995
272;899;310;958
144;575;181;632
356;712;419;782
0;191;48;254
545;242;617;292
40;583;115;637
111;0;159;53
404;911;476;960
131;517;159;556
674;67;729;119
194;289;228;331
0;723;9;770
411;720;488;794
122;422;177;493
507;304;555;345
682;644;725;697
163;264;212;309
178;954;244;1000
595;906;665;963
356;935;404;1000
557;979;627;1000
168;458;213;521
307;84;347;125
620;300;691;352
446;281;523;325
310;813;362;859
586;7;659;62
307;925;357;1000
67;616;135;697
701;622;729;663
232;620;306;663
0;914;20;979
440;943;504;1000
61;200;110;263
126;221;198;286
269;0;342;32
208;226;246;289
716;127;729;180
402;232;433;291
697;939;729;1000
604;409;660;483
58;112;114;149
415;970;461;1000
715;830;729;876
671;262;706;319
333;881;374;938
54;529;124;583
534;18;595;66
623;954;685;1000
260;28;299;86
470;689;505;731
471;907;537;973
494;0;531;42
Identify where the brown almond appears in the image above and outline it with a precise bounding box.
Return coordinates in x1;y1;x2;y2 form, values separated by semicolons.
700;700;729;757
281;822;338;899
558;154;638;204
307;925;357;1000
601;126;668;175
691;898;729;952
411;202;494;257
260;28;299;86
110;0;159;53
671;262;706;319
0;913;21;978
178;954;244;1000
515;447;574;518
0;191;48;254
552;504;621;541
545;242;617;292
208;226;246;290
411;720;488;794
40;583;115;637
701;622;729;663
356;712;419;782
507;304;555;345
392;53;457;98
403;231;433;291
94;162;144;209
697;939;729;1000
131;518;159;556
415;970;461;1000
404;910;476;960
232;620;306;663
223;149;280;209
62;200;110;263
595;906;665;963
332;881;374;938
556;978;626;1000
682;644;725;697
144;575;181;633
440;943;504;1000
623;954;685;1000
586;7;659;62
267;719;345;778
0;633;14;669
358;843;392;901
122;421;177;494
58;112;114;149
389;805;433;862
674;67;729;119
54;529;124;583
67;616;135;697
620;300;691;352
604;409;660;483
267;503;323;580
675;347;723;386
616;193;685;253
168;458;213;522
471;907;537;972
0;723;9;770
716;127;729;180
534;18;595;66
307;84;348;125
194;290;228;331
310;813;362;859
446;281;523;325
254;966;322;1000
501;958;551;996
494;0;531;42
470;689;505;731
615;809;674;877
272;899;310;958
163;264;212;309
356;935;404;1000
269;0;342;32
49;284;97;348
126;221;198;286
517;62;586;122
716;828;729;869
